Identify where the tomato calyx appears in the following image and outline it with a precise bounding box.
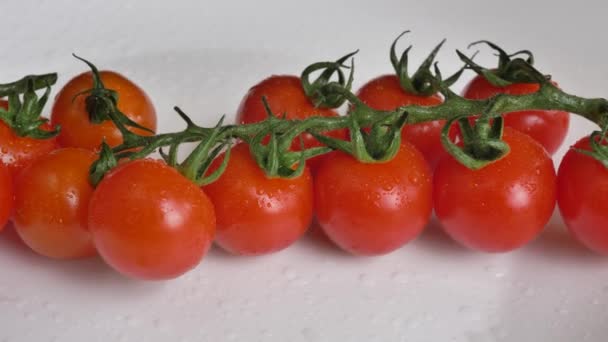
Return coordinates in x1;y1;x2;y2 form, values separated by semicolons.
247;98;330;178
89;106;229;186
441;112;510;170
457;41;547;87
390;31;463;97
71;54;155;133
574;130;608;168
82;37;608;182
301;51;357;109
89;142;118;185
312;103;408;163
0;75;60;139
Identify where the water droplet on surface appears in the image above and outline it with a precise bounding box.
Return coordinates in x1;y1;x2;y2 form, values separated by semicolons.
458;305;471;313
494;271;506;278
391;272;409;284
523;287;536;297
301;327;320;341
490;325;509;340
125;315;138;327
226;331;238;341
282;267;297;280
358;273;376;287
51;312;64;323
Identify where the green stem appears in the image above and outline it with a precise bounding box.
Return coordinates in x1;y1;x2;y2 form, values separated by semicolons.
107;82;608;157
0;73;58;97
91;67;608;184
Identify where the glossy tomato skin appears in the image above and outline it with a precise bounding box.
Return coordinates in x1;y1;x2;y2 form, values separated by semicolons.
462;75;569;155
557;137;608;254
434;128;556;252
13;148;96;259
236;75;347;172
0;163;11;230
314;142;433;255
356;75;450;170
0;100;59;179
203;144;313;255
89;159;215;280
51;71;157;150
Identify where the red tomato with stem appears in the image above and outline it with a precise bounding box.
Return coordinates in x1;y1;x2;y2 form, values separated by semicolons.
51;71;157;150
0;100;59;179
356;75;453;170
236;75;347;172
0;163;11;230
88;159;215;280
13;148;97;259
557;136;608;254
434;128;556;252
462;75;569;155
203;143;313;255
314;142;433;255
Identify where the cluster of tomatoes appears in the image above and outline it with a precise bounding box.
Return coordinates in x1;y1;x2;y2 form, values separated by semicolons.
0;53;607;281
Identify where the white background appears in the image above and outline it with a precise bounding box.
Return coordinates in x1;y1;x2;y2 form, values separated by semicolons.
1;1;607;341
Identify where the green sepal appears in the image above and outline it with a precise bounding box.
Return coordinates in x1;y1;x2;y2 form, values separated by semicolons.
89;141;118;186
312;108;407;163
440;115;510;170
198;141;233;186
574;130;608;169
0;79;60;139
72;54;154;134
0;73;57;97
178;115;228;184
301;51;357;109
390;31;461;97
457;41;546;87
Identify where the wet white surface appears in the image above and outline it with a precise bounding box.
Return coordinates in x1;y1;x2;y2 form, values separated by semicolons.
1;1;607;341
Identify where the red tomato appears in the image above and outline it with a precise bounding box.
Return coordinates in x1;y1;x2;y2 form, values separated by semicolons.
0;100;59;179
557;136;608;254
462;75;569;155
356;75;452;169
13;148;96;259
236;75;347;172
0;163;11;230
88;159;215;280
203;144;313;255
434;128;556;252
314;142;432;255
51;71;157;150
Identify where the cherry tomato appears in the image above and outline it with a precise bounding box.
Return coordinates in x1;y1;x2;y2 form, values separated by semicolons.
88;159;215;280
356;75;452;169
0;100;59;179
462;75;569;155
203;144;313;255
51;71;157;150
13;148;96;259
434;128;556;252
314;142;432;255
236;75;347;172
557;136;608;254
0;163;11;231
